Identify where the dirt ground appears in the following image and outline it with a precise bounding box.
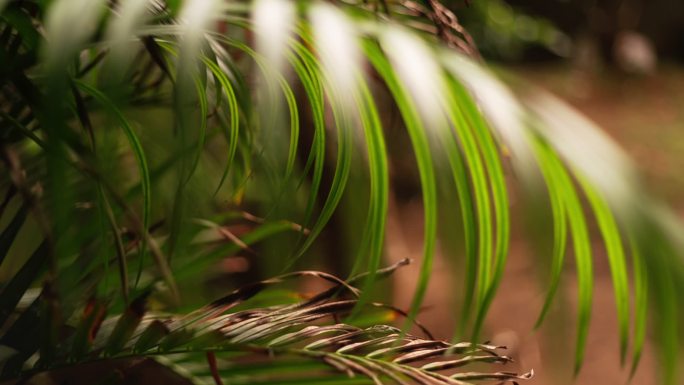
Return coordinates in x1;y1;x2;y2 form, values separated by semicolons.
384;65;684;385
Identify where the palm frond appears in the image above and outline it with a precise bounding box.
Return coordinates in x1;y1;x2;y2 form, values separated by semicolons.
0;0;683;383
15;266;533;385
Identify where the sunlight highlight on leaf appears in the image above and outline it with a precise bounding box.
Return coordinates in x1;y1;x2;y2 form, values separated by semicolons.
441;52;535;174
525;91;637;212
253;0;295;74
381;25;446;128
179;0;221;39
309;3;360;108
43;0;107;70
105;0;152;67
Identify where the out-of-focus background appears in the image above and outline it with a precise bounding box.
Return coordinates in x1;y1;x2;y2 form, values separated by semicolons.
383;1;684;384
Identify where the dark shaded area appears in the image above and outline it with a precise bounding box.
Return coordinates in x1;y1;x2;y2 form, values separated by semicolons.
503;0;684;61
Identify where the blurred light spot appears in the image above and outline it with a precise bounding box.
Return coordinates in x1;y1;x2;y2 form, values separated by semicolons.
253;0;295;73
382;25;447;130
548;32;572;58
614;30;657;75
310;3;360;107
487;2;514;27
221;256;250;273
44;0;107;68
514;15;538;42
